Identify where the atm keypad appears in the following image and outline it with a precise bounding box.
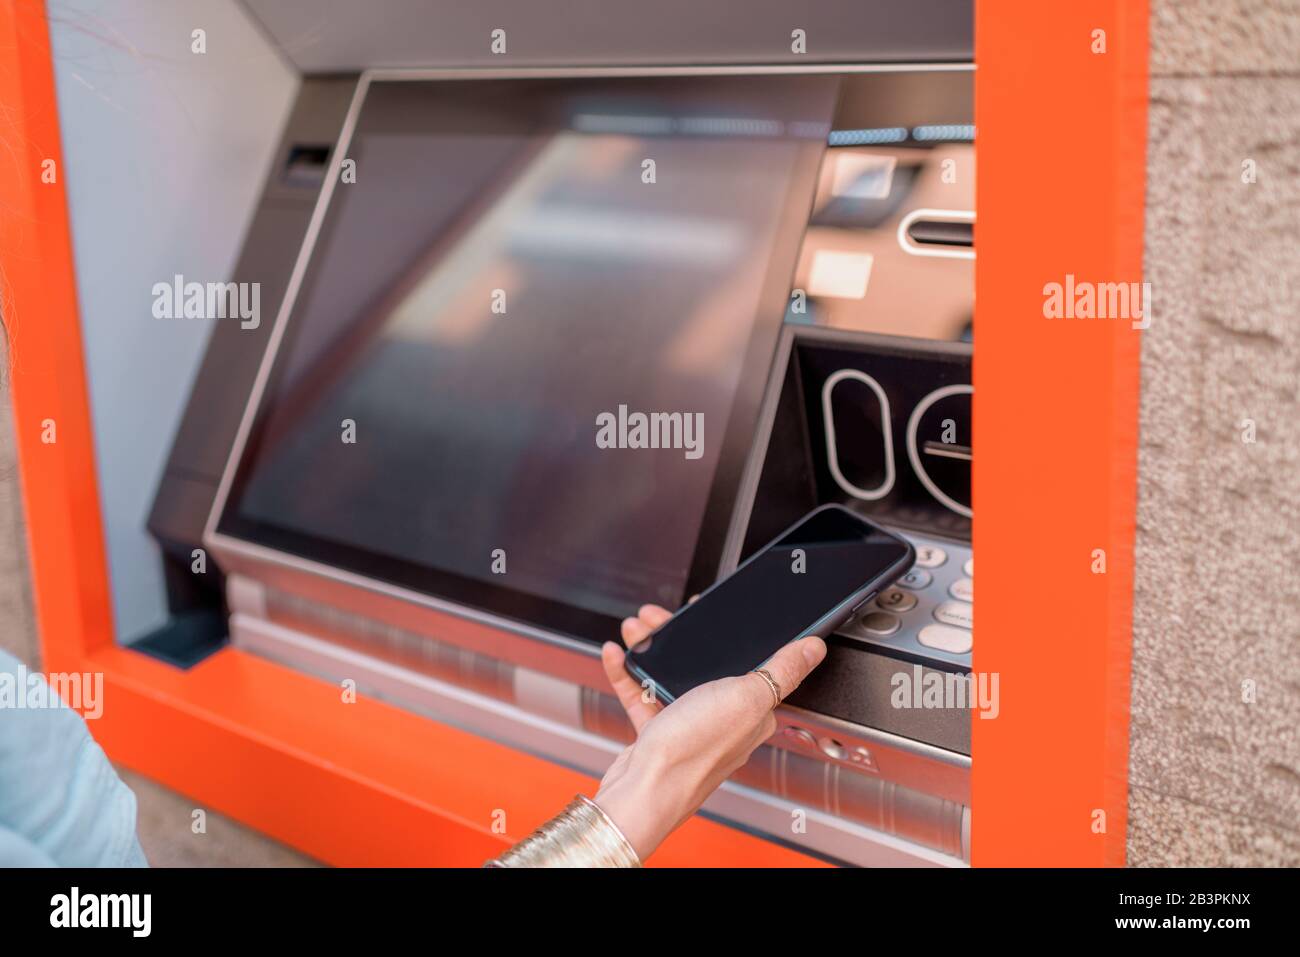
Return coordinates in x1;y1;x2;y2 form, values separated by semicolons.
838;532;972;668
932;601;972;629
875;587;916;613
917;624;973;655
897;568;933;590
859;612;901;636
914;545;948;568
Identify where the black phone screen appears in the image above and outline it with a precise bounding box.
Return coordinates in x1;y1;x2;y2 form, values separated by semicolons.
625;506;913;701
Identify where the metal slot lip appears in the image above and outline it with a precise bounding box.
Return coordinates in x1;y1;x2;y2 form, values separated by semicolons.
923;440;972;461
896;207;975;260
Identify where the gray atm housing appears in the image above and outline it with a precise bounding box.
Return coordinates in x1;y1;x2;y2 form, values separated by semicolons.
146;3;974;867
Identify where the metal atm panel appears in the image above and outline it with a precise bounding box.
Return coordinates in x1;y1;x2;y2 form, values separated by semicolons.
147;65;974;866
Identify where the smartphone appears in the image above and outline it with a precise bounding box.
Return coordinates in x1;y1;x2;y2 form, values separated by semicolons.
624;503;915;703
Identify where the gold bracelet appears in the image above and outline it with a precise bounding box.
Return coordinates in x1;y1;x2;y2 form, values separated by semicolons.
486;795;642;868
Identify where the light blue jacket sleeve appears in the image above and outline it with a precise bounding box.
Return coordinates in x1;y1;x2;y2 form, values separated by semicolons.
0;649;148;867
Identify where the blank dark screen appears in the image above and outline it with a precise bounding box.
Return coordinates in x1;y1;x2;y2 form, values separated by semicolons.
225;76;837;623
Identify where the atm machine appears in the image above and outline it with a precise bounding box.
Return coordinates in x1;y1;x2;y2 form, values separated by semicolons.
139;4;975;867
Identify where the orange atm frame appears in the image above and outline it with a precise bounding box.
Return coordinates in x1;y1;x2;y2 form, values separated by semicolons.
0;1;1146;866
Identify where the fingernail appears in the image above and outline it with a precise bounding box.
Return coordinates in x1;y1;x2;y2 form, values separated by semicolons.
802;636;827;666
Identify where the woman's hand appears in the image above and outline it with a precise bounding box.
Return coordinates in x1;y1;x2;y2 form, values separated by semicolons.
593;604;827;860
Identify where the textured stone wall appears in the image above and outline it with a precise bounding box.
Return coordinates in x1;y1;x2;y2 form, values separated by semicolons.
1128;0;1300;865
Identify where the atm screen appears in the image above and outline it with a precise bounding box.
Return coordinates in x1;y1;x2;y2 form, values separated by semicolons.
216;74;837;642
